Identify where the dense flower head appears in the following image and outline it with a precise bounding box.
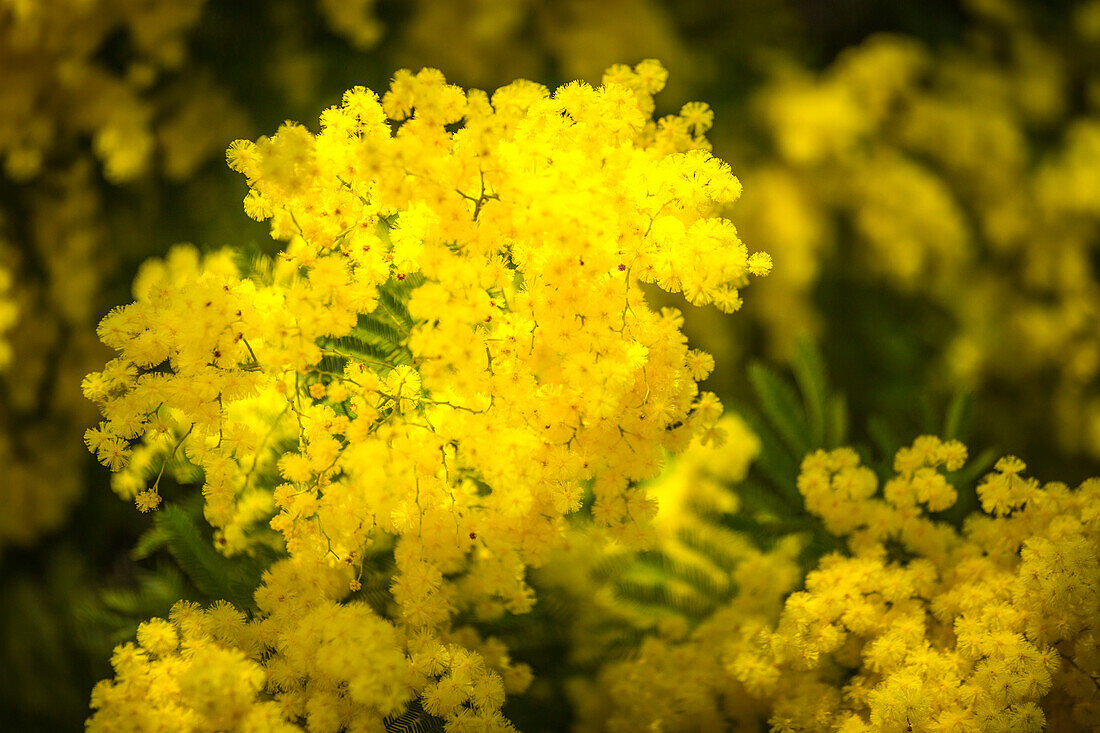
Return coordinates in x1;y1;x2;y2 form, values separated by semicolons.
88;555;535;732
89;607;282;732
84;61;767;729
731;438;1100;732
88;561;410;732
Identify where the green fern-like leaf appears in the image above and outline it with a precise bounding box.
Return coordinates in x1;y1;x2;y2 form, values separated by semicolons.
378;286;414;329
744;338;848;464
743;473;806;515
75;563;191;647
674;525;744;573
731;340;858;562
866;415;902;467
824;394;849;449
748;362;810;460
357;311;407;352
740;409;800;491
612;577;718;622
588;552;635;585
131;524;168;561
384;699;446;733
322;333;394;364
155;505;269;611
942;390;972;442
634;550;731;601
791;338;828;448
715;512;785;550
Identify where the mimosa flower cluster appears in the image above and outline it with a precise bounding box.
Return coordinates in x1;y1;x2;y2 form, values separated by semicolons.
88;558;532;732
0;0;248;553
581;437;1100;732
734;440;1100;732
3;1;1096;729
83;61;769;730
0;0;395;556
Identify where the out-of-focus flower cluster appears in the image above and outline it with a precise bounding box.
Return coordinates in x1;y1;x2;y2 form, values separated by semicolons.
0;0;386;553
393;0;695;92
0;165;106;549
0;0;244;553
735;0;1100;458
0;0;208;183
0;258;15;370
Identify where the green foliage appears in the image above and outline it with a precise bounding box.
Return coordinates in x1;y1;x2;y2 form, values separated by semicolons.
0;548;109;727
736;339;848;557
378;278;417;330
130;521;169;561
748;361;811;459
321;332;396;365
318;273;424;376
75;563;191;645
384;699;446;733
152;504;274;612
72;500;275;659
740;339;849;506
942;390;972;442
351;553;397;616
487;585;580;732
356;311;408;357
614;572;720;622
